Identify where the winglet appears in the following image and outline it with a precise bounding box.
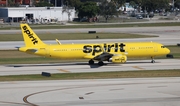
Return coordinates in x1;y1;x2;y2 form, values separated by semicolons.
56;39;61;45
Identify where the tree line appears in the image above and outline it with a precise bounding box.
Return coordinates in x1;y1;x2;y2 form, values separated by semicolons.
66;0;180;22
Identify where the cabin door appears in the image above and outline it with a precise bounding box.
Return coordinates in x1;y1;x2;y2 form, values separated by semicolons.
41;47;50;57
154;44;158;52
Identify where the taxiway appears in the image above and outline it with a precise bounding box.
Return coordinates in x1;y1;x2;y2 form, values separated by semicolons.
0;59;179;76
0;77;180;106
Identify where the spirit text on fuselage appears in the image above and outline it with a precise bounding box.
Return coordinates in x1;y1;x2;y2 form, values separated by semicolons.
83;43;126;55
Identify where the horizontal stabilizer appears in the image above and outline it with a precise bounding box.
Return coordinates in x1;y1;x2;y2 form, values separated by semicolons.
26;49;38;53
15;47;20;49
15;47;20;50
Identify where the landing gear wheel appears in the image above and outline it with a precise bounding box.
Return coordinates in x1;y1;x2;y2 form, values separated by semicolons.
151;60;155;63
88;59;94;65
98;61;104;66
151;57;155;63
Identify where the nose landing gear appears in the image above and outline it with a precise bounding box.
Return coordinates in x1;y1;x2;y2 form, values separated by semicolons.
151;57;155;63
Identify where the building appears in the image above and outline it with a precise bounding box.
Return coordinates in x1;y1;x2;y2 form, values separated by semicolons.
15;0;30;5
120;3;134;13
0;0;6;6
0;6;75;23
0;0;61;7
0;0;31;6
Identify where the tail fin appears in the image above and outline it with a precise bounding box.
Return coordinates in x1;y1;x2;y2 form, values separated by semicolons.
20;24;46;47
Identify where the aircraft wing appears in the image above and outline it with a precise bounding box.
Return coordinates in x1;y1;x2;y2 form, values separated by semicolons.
93;52;114;61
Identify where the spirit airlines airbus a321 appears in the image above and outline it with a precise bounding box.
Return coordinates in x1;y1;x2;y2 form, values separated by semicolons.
18;24;170;66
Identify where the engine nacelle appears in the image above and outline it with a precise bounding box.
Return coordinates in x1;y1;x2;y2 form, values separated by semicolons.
109;55;127;63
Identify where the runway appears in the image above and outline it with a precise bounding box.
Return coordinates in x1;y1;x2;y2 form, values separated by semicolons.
0;26;180;50
0;59;180;76
0;77;180;106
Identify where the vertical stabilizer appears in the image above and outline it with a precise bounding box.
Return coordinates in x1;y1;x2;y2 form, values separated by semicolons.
20;24;46;47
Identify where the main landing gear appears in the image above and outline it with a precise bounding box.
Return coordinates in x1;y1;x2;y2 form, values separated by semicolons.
151;57;155;63
88;59;94;65
98;61;104;66
88;59;104;66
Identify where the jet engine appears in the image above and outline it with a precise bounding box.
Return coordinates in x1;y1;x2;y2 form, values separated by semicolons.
109;55;127;63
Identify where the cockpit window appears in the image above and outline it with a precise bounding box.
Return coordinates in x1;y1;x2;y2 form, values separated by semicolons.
161;46;165;48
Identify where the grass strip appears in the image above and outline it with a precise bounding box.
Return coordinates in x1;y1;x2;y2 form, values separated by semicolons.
0;33;156;41
0;57;86;64
1;22;180;30
0;69;180;81
29;22;180;29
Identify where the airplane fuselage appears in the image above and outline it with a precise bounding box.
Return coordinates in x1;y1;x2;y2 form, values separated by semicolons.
20;42;169;59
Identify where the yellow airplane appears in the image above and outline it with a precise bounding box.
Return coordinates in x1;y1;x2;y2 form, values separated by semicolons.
18;24;170;66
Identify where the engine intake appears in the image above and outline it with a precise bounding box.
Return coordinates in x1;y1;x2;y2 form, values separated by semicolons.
109;55;127;63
